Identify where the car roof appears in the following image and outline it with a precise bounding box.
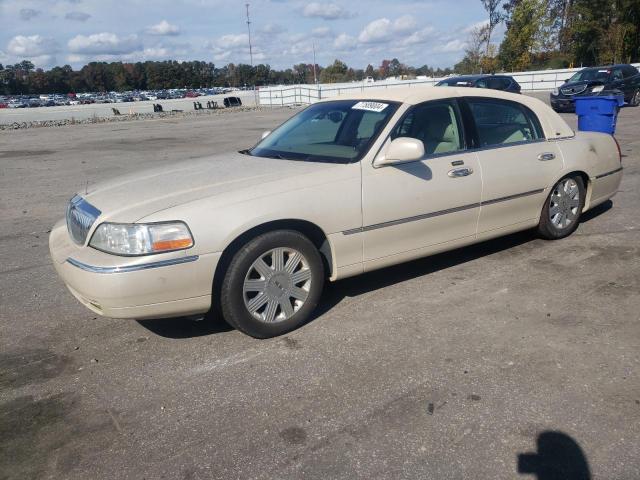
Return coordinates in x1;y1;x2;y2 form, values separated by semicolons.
323;86;574;139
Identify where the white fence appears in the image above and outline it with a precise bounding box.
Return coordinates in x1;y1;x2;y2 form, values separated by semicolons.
258;63;640;107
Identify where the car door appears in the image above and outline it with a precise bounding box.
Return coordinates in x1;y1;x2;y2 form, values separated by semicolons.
462;97;564;234
360;99;482;265
609;67;630;99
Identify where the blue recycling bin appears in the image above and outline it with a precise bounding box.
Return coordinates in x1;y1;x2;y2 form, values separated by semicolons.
574;95;625;135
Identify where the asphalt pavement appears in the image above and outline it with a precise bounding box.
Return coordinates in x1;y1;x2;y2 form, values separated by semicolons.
1;96;639;479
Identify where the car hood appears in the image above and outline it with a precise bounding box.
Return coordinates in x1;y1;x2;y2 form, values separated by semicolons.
559;80;605;95
80;151;342;223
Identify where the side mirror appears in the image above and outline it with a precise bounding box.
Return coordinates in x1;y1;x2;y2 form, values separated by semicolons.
376;137;425;166
261;130;271;139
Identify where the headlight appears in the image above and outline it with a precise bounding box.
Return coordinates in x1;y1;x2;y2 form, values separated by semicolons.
89;222;194;256
552;88;559;96
591;85;604;93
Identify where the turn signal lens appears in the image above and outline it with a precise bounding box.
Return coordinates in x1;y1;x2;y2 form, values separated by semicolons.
89;222;194;256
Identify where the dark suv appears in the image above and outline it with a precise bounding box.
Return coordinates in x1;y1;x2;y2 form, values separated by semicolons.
550;64;640;111
436;75;521;94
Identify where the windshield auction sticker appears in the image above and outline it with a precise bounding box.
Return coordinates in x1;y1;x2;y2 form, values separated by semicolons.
352;101;388;112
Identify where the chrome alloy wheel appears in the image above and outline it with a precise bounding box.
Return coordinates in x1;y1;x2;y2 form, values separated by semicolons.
549;178;580;229
243;248;312;323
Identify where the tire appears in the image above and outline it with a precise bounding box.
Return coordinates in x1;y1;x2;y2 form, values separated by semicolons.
220;230;324;338
630;89;640;107
537;175;585;240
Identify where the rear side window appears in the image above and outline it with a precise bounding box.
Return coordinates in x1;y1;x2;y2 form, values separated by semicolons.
623;66;638;78
466;98;544;147
612;69;624;81
391;100;464;156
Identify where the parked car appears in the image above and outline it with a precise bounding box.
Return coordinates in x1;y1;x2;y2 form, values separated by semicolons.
50;88;622;338
436;75;521;94
550;64;640;111
223;96;242;107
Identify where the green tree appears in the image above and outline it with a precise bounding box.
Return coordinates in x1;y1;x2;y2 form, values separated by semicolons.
498;0;546;70
319;59;348;83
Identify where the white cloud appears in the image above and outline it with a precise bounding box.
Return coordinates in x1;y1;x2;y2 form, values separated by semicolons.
311;26;332;38
334;33;355;50
260;23;286;35
433;39;467;53
68;33;142;55
303;2;351;20
65;11;91;22
401;26;436;46
8;35;58;57
393;15;417;33
215;34;248;49
146;20;180;36
358;16;419;44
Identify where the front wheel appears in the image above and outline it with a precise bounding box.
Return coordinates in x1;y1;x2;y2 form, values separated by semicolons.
537;175;585;240
630;89;640;107
220;230;325;338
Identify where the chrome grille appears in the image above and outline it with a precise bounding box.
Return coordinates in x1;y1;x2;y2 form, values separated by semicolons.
560;84;588;96
66;195;101;245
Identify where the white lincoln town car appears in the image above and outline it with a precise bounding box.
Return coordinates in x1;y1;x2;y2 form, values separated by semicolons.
50;88;623;338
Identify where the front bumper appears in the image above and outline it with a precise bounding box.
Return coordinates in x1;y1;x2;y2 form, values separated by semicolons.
550;96;575;111
49;219;220;319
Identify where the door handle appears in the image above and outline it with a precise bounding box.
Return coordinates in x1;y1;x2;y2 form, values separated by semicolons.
538;152;556;161
448;167;473;178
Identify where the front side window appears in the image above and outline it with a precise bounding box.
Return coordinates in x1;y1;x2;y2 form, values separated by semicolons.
391;100;463;156
612;69;624;81
250;100;399;163
466;99;543;147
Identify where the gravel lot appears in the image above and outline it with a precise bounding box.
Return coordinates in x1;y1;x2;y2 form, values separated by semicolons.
1;96;639;479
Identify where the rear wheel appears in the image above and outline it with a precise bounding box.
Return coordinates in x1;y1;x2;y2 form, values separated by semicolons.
630;89;640;107
220;230;324;338
537;175;585;240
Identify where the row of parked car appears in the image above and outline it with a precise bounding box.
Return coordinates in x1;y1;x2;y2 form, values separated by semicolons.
436;63;640;111
0;87;238;109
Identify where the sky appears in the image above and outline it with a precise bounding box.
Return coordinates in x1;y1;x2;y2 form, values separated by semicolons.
0;0;504;71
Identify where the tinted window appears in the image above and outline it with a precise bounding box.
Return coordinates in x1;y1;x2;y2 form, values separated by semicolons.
437;78;474;87
569;69;611;82
623;66;638;78
612;69;624;81
392;101;463;155
466;99;543;147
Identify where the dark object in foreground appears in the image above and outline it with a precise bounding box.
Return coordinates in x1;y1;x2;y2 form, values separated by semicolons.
518;431;591;480
224;96;242;107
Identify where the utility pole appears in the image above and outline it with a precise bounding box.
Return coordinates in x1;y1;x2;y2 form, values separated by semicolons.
312;42;318;84
245;3;254;66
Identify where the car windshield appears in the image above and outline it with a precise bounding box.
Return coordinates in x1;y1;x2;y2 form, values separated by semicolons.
436;78;474;87
569;69;611;82
248;100;399;163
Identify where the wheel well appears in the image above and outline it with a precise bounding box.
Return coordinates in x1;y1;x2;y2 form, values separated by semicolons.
211;220;333;308
564;170;591;207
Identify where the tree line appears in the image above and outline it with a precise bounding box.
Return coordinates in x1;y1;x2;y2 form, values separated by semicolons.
457;0;640;74
0;58;454;95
